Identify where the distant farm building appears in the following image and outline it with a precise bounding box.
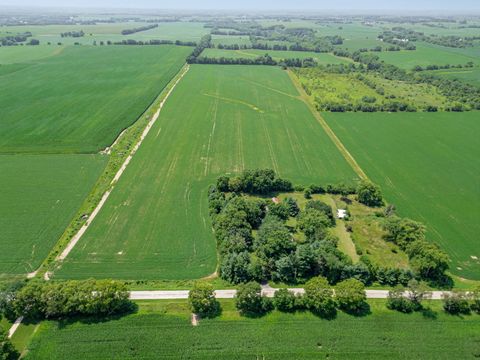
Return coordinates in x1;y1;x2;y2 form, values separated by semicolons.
337;209;347;219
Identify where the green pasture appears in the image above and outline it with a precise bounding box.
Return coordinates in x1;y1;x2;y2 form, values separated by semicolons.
376;42;480;69
0;154;106;275
202;48;351;65
325;112;480;280
211;35;252;46
0;45;191;154
55;65;357;280
427;67;480;87
24;299;480;359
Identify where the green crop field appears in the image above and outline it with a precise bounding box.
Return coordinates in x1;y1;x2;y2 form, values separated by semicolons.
324;112;480;280
3;22;208;45
54;64;357;280
24;300;480;359
0;154;106;275
427;67;480;87
202;48;351;65
0;46;65;64
0;45;191;154
376;42;480;70
211;35;252;46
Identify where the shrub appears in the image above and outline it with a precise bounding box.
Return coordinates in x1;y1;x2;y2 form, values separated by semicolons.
273;288;297;312
357;181;383;207
188;282;220;318
235;282;271;317
0;325;18;360
304;276;336;318
442;291;471;315
471;286;480;314
387;286;415;313
335;278;367;314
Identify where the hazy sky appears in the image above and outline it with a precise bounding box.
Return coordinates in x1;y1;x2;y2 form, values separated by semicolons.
1;0;479;11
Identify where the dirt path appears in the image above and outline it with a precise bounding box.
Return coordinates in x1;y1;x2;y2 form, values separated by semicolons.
8;317;23;338
54;65;190;264
286;69;369;181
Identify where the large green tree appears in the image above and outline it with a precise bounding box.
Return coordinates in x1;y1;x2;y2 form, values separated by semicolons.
304;276;336;318
357;181;383;207
335;278;367;314
188;282;220;318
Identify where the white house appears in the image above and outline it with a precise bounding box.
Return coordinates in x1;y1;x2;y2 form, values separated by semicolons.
337;209;347;219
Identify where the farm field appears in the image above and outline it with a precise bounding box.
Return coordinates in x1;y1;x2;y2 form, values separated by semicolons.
376;42;480;70
0;154;107;275
54;64;358;280
0;45;65;64
211;34;252;46
202;48;351;65
0;45;191;154
324;112;480;280
2;21;208;45
427;67;480;87
23;299;480;359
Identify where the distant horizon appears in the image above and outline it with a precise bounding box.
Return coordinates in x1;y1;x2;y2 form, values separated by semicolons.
0;0;479;14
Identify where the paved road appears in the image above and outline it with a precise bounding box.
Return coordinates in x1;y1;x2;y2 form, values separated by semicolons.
130;289;447;300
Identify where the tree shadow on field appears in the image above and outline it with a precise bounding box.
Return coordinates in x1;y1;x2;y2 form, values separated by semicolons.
311;308;337;321
341;302;371;318
420;307;438;320
56;303;139;329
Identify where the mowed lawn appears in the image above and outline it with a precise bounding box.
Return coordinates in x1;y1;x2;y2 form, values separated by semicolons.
202;48;351;65
0;154;106;275
24;300;480;359
324;112;480;280
55;65;357;280
0;45;191;154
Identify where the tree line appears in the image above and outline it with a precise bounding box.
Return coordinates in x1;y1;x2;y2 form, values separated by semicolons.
0;279;134;321
110;39;196;46
188;280;480;321
121;24;158;35
60;30;84;38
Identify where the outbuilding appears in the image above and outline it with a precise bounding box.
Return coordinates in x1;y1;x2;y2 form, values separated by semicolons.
337;209;347;219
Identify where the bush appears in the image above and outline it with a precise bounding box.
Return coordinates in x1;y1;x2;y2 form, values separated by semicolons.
0;325;18;360
235;282;271;317
387;286;416;313
357;181;383;207
471;286;480;314
273;288;297;312
188;282;221;318
442;291;471;315
335;278;367;314
304;276;336;318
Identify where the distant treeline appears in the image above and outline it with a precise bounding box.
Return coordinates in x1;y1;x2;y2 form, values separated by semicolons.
60;30;85;38
0;31;32;46
121;24;158;35
111;39;196;46
413;62;475;72
193;55;317;68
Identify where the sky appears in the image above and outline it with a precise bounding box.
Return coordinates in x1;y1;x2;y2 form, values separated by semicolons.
0;0;479;12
